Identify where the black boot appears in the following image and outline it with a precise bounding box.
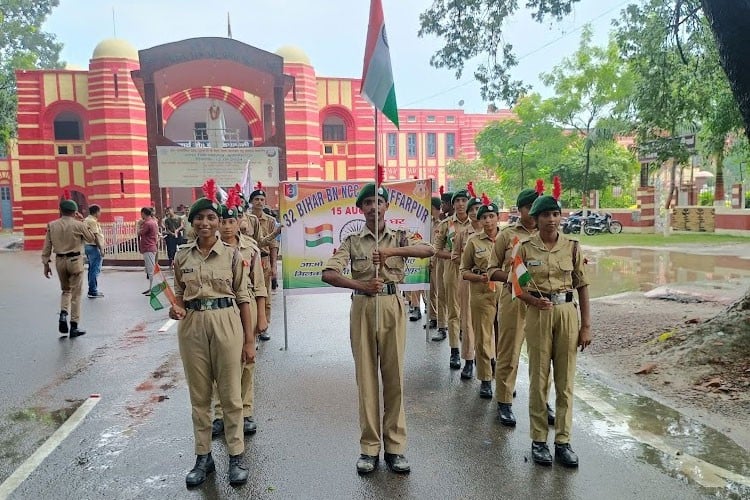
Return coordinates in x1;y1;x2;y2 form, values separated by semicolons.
554;443;579;468
185;453;215;487
408;307;422;321
228;454;249;485
479;381;493;399
69;321;86;338
531;442;553;466
431;327;447;341
547;403;556;426
426;319;437;329
243;416;257;435
211;418;224;438
449;348;461;369
460;360;474;380
497;403;516;427
384;453;411;474
58;311;69;334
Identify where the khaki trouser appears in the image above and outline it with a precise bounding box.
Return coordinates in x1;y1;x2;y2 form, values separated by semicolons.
56;255;84;322
350;294;407;455
435;259;447;328
429;262;438;321
443;260;461;348
459;277;474;360
470;283;500;380
408;291;422;311
525;302;579;444
178;306;245;455
495;287;528;403
261;256;273;322
214;299;258;419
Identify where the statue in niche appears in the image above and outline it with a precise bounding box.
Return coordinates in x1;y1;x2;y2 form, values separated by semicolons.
206;100;226;148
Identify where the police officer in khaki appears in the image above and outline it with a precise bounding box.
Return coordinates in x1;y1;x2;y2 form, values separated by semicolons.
433;188;471;369
322;182;434;475
248;183;280;340
42;196;97;337
169;193;256;487
211;198;268;439
460;197;501;399
424;196;443;329
431;188;453;340
517;194;590;468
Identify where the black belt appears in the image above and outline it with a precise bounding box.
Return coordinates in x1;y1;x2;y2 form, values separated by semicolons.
56;251;80;257
354;282;398;296
184;297;234;311
529;291;574;304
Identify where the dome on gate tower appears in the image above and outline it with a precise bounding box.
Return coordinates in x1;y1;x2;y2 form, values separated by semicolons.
275;45;311;65
92;38;139;61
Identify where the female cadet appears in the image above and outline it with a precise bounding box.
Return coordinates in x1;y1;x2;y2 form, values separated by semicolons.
517;187;591;469
169;182;256;487
460;195;501;399
211;192;268;439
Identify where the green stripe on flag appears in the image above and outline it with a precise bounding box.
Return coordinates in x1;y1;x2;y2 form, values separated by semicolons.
382;86;399;128
305;236;334;248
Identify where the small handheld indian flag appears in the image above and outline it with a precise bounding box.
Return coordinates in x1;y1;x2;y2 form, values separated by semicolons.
149;264;176;310
510;236;531;299
304;223;334;248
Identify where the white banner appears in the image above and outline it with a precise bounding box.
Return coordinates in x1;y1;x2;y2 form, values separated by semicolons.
156;147;280;188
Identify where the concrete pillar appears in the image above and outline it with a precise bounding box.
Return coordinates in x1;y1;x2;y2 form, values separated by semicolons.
636;186;656;233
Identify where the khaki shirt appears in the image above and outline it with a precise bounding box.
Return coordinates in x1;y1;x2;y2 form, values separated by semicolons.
434;214;472;256
173;238;251;304
84;215;105;249
324;225;431;284
451;222;481;263
238;234;268;299
41;216;97;264
253;211;279;252
460;229;498;275
487;222;537;276
240;213;262;244
518;233;588;294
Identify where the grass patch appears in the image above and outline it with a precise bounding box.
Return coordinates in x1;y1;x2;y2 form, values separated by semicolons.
578;232;750;247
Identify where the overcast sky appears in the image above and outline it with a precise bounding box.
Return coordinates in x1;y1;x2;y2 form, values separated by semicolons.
45;0;630;113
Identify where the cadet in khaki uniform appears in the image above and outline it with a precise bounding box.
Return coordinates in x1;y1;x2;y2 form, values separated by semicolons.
169;194;256;487
211;199;269;438
451;193;483;379
42;197;97;337
322;182;434;475
425;196;443;329
249;185;281;340
433;189;471;369
431;189;453;339
460;197;501;399
517;194;590;468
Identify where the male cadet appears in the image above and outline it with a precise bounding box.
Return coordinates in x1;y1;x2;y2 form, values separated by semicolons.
42;195;97;337
422;196;443;329
83;204;105;298
248;183;281;340
488;187;554;427
433;187;472;369
322;182;434;475
431;187;453;339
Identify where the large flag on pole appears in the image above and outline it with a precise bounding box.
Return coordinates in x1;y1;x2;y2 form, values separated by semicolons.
361;0;399;128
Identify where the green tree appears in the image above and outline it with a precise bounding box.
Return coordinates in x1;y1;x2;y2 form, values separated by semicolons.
0;0;64;147
445;157;506;206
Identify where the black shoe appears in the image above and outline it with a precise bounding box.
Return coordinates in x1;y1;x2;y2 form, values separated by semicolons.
211;418;224;438
258;331;270;341
547;404;556;426
384;453;411;474
497;403;516;427
58;311;69;334
87;291;104;298
479;381;493;399
427;319;437;329
532;442;553;466
356;454;378;474
554;443;579;468
228;454;249;485
408;307;422;321
431;328;447;341
460;360;474;379
243;416;257;435
449;348;461;369
185;453;215;487
69;322;86;338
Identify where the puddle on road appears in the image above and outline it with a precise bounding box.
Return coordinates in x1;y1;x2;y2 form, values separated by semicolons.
584;248;750;298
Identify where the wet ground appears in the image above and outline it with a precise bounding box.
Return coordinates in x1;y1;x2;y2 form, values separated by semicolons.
0;246;749;498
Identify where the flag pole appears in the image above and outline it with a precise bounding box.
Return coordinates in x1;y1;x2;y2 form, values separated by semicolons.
374;107;380;335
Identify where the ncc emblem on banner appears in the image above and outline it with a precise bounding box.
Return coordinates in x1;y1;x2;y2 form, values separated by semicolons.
284;183;298;200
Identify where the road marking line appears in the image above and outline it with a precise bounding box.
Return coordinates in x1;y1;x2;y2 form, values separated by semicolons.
158;319;176;332
575;386;750;489
0;395;101;499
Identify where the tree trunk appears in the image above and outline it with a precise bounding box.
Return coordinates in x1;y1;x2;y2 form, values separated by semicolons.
714;146;725;203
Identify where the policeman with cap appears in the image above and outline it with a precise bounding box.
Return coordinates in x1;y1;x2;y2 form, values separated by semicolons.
431;187;454;339
248;182;280;340
42;194;97;337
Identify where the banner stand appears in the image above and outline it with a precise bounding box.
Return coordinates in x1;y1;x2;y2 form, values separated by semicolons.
283;291;289;351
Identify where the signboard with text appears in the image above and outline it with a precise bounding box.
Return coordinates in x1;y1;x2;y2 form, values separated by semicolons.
156;146;279;188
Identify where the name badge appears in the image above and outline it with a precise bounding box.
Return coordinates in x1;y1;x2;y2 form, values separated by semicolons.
526;260;543;267
182;268;194;274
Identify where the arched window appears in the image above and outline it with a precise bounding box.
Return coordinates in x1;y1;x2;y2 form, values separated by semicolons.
53;111;83;141
322;116;346;142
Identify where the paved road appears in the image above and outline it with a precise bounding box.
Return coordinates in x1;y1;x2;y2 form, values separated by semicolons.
0;250;748;499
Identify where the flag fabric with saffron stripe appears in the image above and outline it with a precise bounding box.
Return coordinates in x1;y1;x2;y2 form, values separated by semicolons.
304;223;334;248
361;0;399;128
149;264;176;311
510;236;531;299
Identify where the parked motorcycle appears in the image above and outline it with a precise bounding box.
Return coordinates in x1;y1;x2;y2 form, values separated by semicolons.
561;211;584;234
583;212;623;235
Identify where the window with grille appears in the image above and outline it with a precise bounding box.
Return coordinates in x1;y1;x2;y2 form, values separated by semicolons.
446;133;456;158
387;133;397;158
407;133;417;158
427;133;436;157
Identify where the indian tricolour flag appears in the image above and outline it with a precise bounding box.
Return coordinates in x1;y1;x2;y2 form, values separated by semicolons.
304;223;334;248
510;236;531;299
361;0;399;128
149;264;176;311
